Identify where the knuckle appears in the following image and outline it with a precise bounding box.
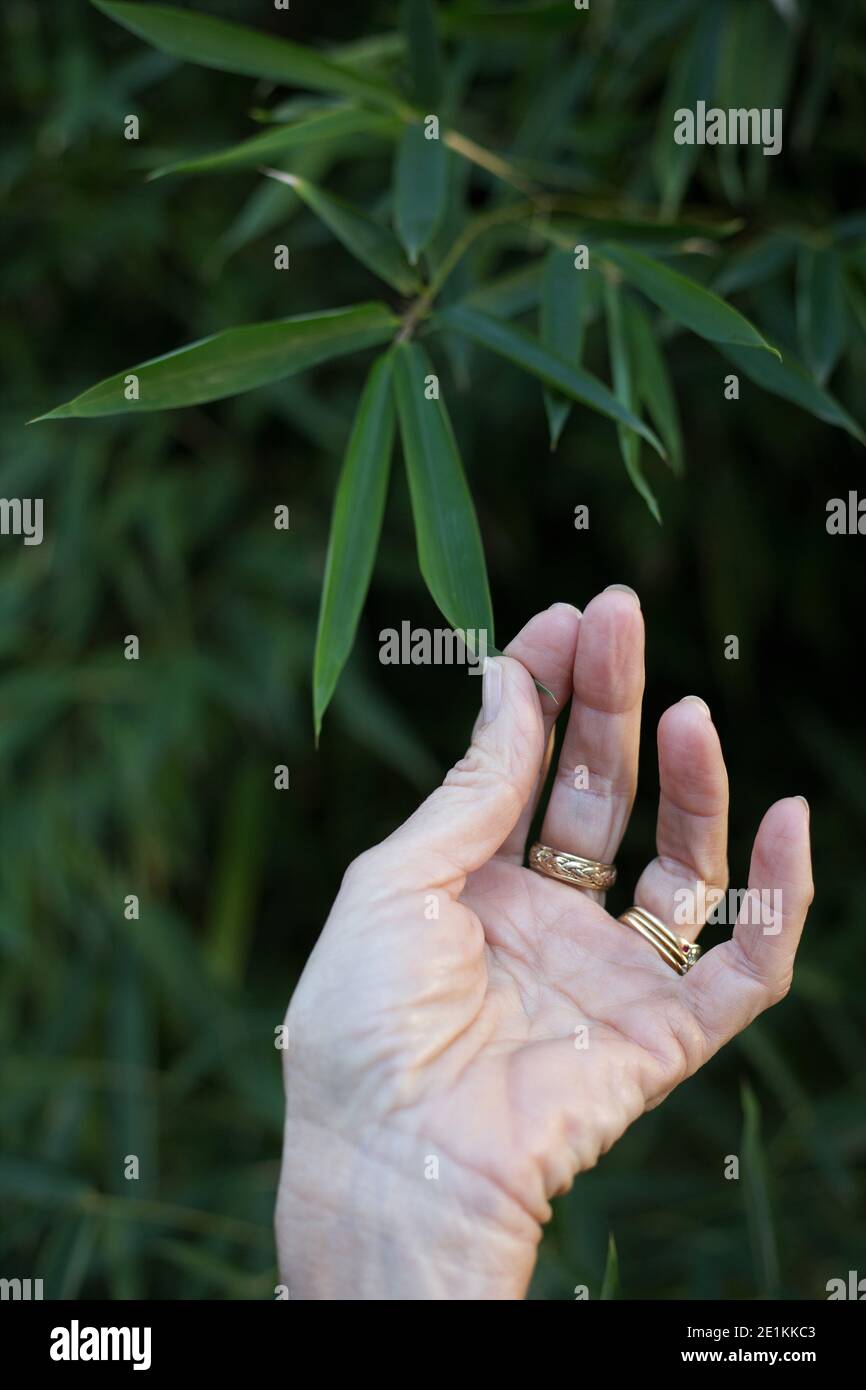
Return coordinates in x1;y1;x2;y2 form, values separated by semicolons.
443;748;524;821
339;845;382;893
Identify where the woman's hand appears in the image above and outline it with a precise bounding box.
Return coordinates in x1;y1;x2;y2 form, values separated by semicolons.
276;590;813;1300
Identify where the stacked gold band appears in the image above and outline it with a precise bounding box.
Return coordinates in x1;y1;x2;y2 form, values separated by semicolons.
529;842;616;892
617;905;701;976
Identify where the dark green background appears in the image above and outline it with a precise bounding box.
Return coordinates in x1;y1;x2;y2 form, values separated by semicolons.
2;0;864;1299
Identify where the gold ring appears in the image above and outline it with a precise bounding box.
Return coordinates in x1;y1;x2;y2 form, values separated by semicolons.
618;905;701;976
529;842;617;892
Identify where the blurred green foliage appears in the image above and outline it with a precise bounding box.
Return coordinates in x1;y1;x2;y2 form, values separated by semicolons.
2;0;865;1300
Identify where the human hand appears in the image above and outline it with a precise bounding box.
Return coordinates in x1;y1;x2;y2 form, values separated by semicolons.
276;590;813;1300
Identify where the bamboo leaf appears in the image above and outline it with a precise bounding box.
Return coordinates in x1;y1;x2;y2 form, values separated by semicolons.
438;303;665;457
604;281;661;523
332;658;441;791
740;1082;781;1299
601;244;778;355
441;3;578;37
394;122;448;265
32;304;398;420
464;264;543;320
543;211;742;249
796;246;848;385
91;1;406;113
263;169;421;295
149;107;398;180
720;343;865;445
314;354;396;740
624;296;684;475
393;342;494;642
651;3;721;216
712;234;797;297
539;249;596;450
404;0;443;109
600;1233;619;1300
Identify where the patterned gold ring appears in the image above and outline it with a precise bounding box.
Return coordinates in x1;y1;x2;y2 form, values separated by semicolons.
528;842;617;892
617;905;701;976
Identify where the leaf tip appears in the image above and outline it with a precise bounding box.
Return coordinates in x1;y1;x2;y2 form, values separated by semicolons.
261;166;298;190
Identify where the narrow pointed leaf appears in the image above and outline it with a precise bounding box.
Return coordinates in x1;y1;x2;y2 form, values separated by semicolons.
600;1234;619;1301
741;1083;781;1299
719;343;865;444
150;107;398;180
438;303;665;457
394;122;448;264
404;0;444;108
543;211;742;248
464;264;542;320
796;246;848;384
314;354;396;740
624;297;684;475
605;281;661;523
263;170;420;295
539;250;595;450
393;342;494;642
91;1;405;112
712;233;797;297
651;3;721;216
32;304;398;420
601;244;778;355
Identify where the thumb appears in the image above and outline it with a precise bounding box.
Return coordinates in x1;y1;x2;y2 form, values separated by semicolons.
382;656;545;887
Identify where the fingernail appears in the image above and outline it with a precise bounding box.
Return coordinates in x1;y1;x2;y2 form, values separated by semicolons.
681;695;711;718
548;601;582;617
796;795;810;819
481;657;503;726
604;584;640;607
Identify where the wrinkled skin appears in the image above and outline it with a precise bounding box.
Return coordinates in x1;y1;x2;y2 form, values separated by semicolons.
277;591;813;1299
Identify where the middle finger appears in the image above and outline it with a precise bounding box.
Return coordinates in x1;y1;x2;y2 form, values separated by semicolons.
539;585;644;867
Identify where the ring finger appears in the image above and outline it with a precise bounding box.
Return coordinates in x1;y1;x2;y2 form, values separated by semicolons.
632;695;729;942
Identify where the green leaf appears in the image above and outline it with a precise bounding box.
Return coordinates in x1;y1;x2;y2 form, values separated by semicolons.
601;244;778;355
796;246;848;385
149;106;399;179
712;234;797;297
600;1233;619;1301
0;1158;90;1206
393;342;494;642
394;122;449;265
438;303;665;458
539;249;596;450
720;343;865;445
32;303;398;420
91;1;406;113
464;263;543;320
624;296;684;475
543;211;742;249
740;1082;781;1299
263;170;420;295
604;281;661;523
441;3;577;38
404;0;443;109
651;3;721;216
332;657;441;792
314;354;396;740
